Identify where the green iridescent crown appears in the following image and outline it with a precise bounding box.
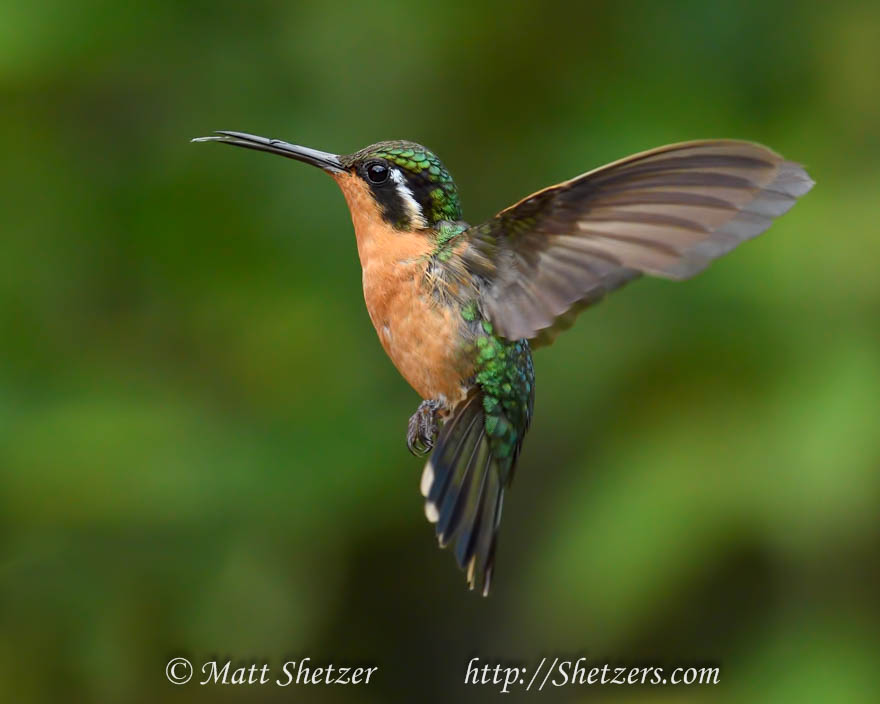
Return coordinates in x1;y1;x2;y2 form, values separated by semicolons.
344;140;462;224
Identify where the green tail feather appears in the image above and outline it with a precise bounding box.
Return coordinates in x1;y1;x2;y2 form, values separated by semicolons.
419;332;534;595
420;390;504;595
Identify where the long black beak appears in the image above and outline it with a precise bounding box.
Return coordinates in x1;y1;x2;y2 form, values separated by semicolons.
191;131;344;173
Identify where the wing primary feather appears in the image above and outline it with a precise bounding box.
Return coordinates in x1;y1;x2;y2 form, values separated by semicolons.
462;141;813;343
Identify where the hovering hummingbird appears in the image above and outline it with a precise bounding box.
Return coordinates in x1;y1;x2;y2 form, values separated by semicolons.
193;131;813;595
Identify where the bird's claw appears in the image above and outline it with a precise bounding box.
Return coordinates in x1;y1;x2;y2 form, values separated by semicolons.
407;399;442;456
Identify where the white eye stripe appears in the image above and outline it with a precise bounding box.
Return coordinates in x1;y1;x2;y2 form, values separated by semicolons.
390;168;427;228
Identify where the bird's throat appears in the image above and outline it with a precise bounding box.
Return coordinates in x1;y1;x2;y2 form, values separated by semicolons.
332;171;429;270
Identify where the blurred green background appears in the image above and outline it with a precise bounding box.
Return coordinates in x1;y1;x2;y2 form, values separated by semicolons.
1;0;879;702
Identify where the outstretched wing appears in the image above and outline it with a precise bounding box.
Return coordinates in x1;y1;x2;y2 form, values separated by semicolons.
462;140;814;345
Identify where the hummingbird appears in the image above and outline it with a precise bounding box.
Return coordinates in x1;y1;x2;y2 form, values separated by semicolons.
193;131;813;595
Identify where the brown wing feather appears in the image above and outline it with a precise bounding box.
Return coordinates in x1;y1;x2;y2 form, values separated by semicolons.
462;140;814;343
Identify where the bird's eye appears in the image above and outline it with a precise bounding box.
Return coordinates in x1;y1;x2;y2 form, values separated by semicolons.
366;162;389;184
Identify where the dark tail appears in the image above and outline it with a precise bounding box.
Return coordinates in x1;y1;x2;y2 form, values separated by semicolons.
419;390;507;596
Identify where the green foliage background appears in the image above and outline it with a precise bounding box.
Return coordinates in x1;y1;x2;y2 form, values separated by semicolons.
1;1;878;702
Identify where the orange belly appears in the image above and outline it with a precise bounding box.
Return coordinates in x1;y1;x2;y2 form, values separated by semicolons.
363;257;472;404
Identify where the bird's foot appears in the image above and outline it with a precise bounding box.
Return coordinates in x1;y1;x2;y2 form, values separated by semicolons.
407;399;442;457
